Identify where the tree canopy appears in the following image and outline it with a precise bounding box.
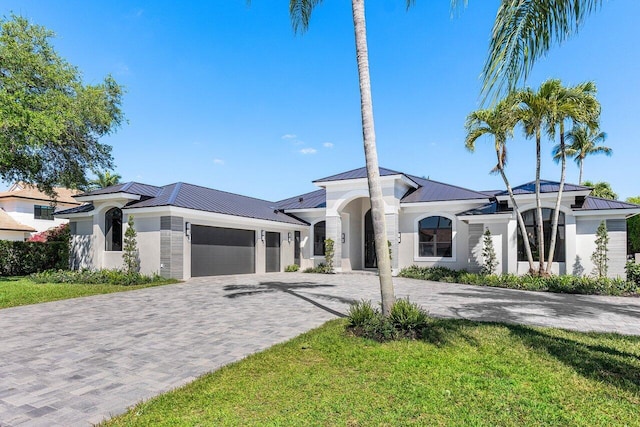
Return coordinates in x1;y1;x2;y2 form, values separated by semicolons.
0;15;124;197
583;180;617;200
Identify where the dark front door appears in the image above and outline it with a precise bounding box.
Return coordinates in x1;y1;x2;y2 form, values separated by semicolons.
265;231;281;272
294;231;301;266
364;209;377;268
191;225;255;276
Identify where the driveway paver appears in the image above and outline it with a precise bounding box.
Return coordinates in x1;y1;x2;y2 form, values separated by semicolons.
1;273;639;426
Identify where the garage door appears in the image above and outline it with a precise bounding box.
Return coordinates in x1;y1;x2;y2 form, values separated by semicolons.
191;225;255;276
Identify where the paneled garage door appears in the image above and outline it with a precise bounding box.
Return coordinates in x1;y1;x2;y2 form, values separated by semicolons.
191;225;255;276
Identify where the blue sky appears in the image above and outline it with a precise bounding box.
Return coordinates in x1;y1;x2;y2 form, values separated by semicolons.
2;1;639;200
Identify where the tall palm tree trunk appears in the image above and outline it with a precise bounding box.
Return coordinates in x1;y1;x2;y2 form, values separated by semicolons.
578;157;584;185
496;150;535;273
535;128;545;274
351;0;395;315
546;123;566;274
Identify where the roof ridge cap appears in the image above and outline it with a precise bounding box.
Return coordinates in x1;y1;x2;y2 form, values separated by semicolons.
168;182;182;205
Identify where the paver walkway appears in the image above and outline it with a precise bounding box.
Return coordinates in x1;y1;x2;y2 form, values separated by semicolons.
1;273;639;426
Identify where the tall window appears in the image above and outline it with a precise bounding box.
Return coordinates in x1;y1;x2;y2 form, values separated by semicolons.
105;207;123;251
313;221;326;256
517;208;565;262
34;205;54;220
418;216;453;257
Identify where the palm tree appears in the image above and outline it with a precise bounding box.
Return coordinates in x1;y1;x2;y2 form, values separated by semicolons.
582;180;618;200
89;170;121;190
482;0;603;99
556;124;610;185
543;81;599;274
287;0;409;314
465;96;536;273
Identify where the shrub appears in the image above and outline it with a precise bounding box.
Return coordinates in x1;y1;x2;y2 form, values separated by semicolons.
30;269;170;286
285;264;300;272
347;300;379;327
122;215;140;273
626;261;640;287
389;298;429;336
480;228;498;275
324;238;335;273
347;299;430;342
0;240;68;276
303;263;331;274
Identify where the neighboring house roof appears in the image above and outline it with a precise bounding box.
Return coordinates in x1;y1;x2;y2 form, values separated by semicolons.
77;182;163;199
313;166;409;183
55;204;96;216
497;180;591;196
276;189;327;210
401;175;489;203
575;196;640;211
0;209;36;232
0;183;81;205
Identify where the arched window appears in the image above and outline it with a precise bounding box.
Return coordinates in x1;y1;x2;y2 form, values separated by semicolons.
418;216;452;257
313;221;326;256
517;208;565;262
105;207;123;251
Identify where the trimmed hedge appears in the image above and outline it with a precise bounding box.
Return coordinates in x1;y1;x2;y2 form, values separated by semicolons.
30;269;172;286
0;240;68;276
399;265;639;296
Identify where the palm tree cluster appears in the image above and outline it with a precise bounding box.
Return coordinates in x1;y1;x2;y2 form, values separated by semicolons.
466;79;608;276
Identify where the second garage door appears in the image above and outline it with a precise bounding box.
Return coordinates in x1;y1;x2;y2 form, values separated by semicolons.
191;225;255;276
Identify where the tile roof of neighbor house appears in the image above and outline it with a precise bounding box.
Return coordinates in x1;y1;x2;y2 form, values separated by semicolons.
66;182;308;226
0;209;36;232
576;196;640;211
0;183;81;205
276;189;327;210
497;180;591;196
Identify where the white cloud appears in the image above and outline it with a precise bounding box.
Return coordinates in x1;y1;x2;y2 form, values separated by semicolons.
323;142;334;148
281;134;297;140
213;158;224;165
299;148;317;155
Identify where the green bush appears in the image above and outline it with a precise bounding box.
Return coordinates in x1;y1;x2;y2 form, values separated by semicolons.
399;265;638;296
347;299;431;342
285;264;300;272
0;240;68;276
30;269;170;286
303;263;332;274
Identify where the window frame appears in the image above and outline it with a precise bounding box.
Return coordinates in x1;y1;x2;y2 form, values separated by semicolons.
517;208;566;263
34;204;55;221
414;213;456;262
313;220;326;257
104;207;123;252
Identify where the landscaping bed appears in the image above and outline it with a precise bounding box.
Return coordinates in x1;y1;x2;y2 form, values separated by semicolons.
103;318;640;426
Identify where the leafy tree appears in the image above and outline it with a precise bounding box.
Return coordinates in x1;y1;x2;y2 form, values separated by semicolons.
480;228;498;275
591;221;608;278
323;238;335;273
583;180;617;200
465;95;535;272
555;124;610;185
123;215;140;273
284;0;408;315
88;171;122;190
0;15;124;197
482;0;603;99
626;196;640;254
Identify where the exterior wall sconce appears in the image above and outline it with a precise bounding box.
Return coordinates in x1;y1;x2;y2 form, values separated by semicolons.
397;232;401;244
288;232;292;243
341;233;346;243
185;222;191;241
261;230;265;242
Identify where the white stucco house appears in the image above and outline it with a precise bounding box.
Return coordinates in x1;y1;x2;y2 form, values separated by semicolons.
0;183;81;241
56;167;640;279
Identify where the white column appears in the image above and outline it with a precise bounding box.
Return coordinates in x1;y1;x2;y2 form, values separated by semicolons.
326;215;342;272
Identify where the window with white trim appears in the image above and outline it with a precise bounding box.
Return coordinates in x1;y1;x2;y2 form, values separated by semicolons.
418;216;453;258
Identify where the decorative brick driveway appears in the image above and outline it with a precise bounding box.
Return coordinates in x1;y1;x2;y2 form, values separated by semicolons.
1;273;639;426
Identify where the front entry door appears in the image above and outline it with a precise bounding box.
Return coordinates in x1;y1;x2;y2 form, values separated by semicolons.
364;209;377;268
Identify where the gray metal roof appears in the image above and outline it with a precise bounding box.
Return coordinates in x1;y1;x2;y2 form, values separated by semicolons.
457;202;513;216
401;175;489;203
276;189;326;210
313;167;409;183
126;182;307;225
77;182;163;198
497;180;591;196
576;196;640;211
55;204;95;215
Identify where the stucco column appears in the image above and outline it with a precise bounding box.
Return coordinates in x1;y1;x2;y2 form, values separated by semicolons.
326;215;342;272
506;217;518;274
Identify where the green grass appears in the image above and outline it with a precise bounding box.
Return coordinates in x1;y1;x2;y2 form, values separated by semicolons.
105;319;640;426
0;276;175;309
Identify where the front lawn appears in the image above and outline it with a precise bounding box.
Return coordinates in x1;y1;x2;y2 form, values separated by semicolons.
105;319;640;426
0;276;175;309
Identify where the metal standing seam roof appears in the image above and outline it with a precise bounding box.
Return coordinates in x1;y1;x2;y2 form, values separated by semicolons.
276;189;327;210
497;180;591;196
313;166;410;183
401;175;490;203
54;204;95;216
125;182;308;226
457;202;513;216
575;196;640;211
76;182;163;198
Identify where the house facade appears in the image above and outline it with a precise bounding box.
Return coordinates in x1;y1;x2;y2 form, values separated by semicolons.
56;167;640;279
0;183;81;241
